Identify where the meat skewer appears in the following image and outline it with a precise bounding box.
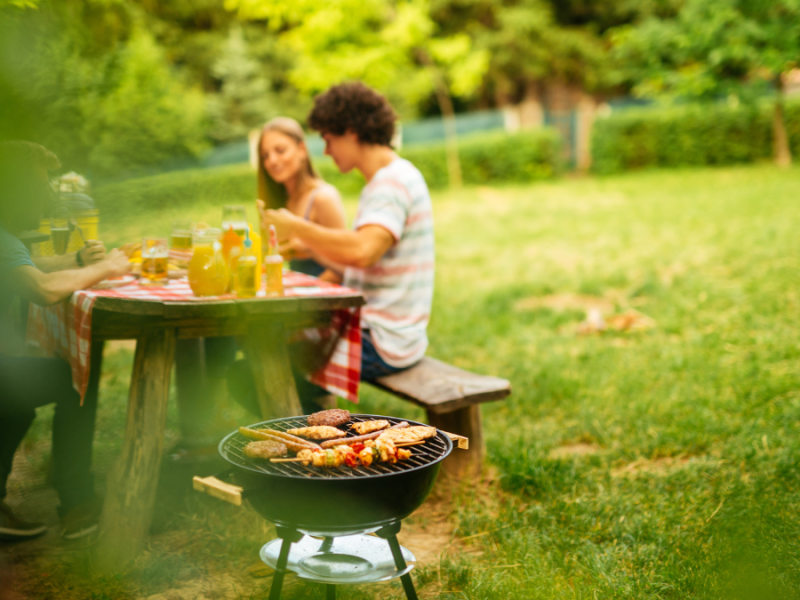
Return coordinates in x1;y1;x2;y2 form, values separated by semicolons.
239;427;320;452
296;439;412;468
320;421;410;449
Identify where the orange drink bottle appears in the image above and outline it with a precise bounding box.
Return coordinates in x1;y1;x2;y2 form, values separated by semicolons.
236;230;258;298
221;225;243;292
188;228;229;296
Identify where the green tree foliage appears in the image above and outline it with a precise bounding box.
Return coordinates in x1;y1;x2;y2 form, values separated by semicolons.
428;0;667;106
1;2;209;177
226;0;489;116
610;0;800;165
207;26;274;143
228;0;489;186
84;31;208;176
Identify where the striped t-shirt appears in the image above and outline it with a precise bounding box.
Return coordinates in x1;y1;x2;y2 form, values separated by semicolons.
344;158;434;368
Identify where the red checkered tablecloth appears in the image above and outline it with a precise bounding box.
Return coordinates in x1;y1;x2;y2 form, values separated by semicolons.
26;271;363;403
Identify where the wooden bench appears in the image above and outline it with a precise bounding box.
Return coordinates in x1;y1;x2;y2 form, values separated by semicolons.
370;357;511;475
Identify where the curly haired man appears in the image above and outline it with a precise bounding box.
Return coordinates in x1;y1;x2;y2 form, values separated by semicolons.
258;82;434;388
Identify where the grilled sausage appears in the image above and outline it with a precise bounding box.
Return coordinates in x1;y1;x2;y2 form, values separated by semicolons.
321;421;409;449
238;427;320;452
307;409;351;427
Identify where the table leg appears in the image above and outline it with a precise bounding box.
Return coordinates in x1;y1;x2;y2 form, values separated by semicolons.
243;322;302;419
95;328;176;571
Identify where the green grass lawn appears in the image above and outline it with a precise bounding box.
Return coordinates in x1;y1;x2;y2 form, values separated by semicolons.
11;162;800;599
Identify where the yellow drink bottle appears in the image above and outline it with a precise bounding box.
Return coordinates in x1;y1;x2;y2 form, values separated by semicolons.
237;230;258;298
248;225;262;284
264;254;283;296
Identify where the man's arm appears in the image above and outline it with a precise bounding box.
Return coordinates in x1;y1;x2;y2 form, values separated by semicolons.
33;240;106;273
9;249;130;306
259;205;394;269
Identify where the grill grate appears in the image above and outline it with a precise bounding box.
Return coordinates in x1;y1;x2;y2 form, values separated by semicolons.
220;415;451;480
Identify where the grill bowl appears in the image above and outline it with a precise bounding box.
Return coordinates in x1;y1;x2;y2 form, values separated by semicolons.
219;415;453;535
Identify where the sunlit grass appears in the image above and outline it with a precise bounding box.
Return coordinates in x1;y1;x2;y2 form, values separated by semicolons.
12;162;800;599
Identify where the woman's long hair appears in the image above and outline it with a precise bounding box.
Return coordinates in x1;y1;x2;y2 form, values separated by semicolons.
257;117;318;210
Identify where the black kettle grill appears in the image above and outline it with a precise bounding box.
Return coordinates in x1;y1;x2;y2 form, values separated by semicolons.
195;415;454;600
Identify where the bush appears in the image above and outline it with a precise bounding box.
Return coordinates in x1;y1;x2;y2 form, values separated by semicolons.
400;128;562;190
315;159;365;197
592;100;800;174
84;32;208;179
94;164;254;222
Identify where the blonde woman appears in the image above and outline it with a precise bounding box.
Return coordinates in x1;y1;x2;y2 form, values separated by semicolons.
257;117;346;276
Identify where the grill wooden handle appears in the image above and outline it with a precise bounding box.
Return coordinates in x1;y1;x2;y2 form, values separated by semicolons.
440;430;469;450
193;476;243;506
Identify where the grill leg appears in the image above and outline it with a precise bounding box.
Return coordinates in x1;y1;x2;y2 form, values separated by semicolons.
377;522;418;600
268;527;303;600
326;584;336;600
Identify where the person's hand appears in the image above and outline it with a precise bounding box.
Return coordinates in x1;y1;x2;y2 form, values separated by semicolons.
103;248;131;278
258;203;298;241
78;240;106;266
278;237;311;261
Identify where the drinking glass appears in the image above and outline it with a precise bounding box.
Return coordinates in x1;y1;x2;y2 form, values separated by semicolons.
171;220;193;250
141;237;169;285
50;205;72;255
221;205;248;237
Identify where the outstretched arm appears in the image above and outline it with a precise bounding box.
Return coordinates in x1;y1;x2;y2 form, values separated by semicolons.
9;249;130;306
259;203;394;269
33;240;107;273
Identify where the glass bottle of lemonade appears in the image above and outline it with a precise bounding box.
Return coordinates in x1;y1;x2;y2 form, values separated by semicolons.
237;230;258;298
264;254;283;296
248;225;262;284
188;228;229;296
264;224;282;295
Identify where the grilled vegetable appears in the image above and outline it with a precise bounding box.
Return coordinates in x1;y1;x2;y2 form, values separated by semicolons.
350;420;389;435
296;439;411;468
243;440;288;459
307;409;351;427
286;426;347;440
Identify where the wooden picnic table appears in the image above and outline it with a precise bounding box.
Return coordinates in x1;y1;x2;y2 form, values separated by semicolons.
88;291;364;570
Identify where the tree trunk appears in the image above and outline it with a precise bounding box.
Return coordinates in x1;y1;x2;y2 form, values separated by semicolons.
416;49;462;189
774;75;792;168
431;72;463;189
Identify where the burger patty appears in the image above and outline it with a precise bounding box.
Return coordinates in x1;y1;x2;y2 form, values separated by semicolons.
307;408;351;427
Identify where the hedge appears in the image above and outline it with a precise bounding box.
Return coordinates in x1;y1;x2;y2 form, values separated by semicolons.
592;100;800;174
94;163;255;222
400;128;562;190
317;128;562;192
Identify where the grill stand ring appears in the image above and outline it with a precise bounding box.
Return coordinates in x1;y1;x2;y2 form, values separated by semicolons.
266;521;418;600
